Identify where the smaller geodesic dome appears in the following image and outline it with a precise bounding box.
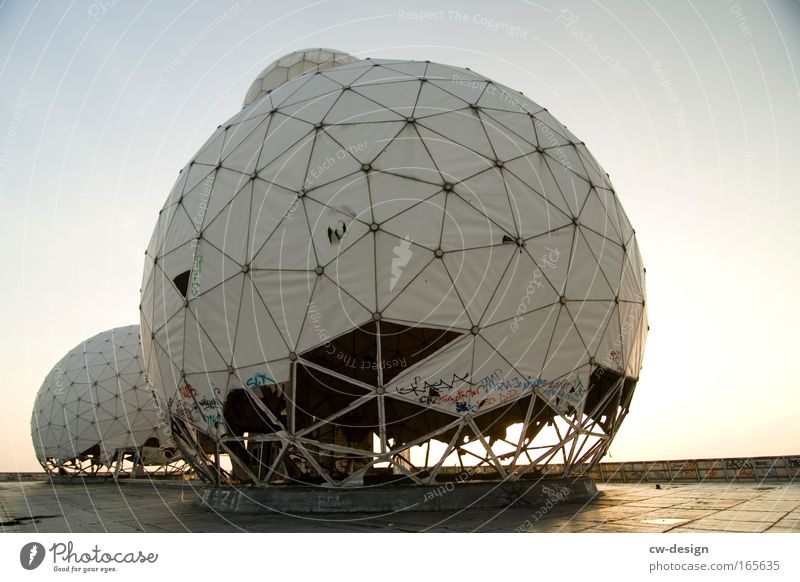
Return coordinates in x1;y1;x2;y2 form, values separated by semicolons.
30;325;179;475
242;48;359;109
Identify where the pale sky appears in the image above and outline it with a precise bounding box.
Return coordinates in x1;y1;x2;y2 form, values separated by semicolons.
1;0;798;472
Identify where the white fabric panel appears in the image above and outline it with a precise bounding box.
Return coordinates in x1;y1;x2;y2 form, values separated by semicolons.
325;121;406;165
277;92;338;124
580;189;624;244
481;247;560;327
441;191;511;250
580;227;624;296
319;62;374;86
304;131;362;188
295;275;372;353
444;246;515;324
374;232;434;311
545;153;592;218
596;304;624;373
565;230;615;301
503;154;571;218
503;170;572;239
303;197;370;266
221;116;269;164
428;78;486;105
416;125;494;182
480;108;539;149
369;170;442;222
192;239;241;291
525;228;575;295
307;174;373;226
231;281;289;367
382;259;471;329
190;272;243;365
250;199;315;270
202;182;252;267
258;114;315;167
158;307;187;375
160;205;197;257
476;83;530;114
594;187;627;245
534;111;573;142
619;301;645;379
568;299;614;359
381;192;445;249
156;175;185;217
193;129;226;166
629;302;648;380
370;124;442;184
248;181;302;261
414;81;470;118
352;80;419;118
257;133;315;192
326;90;406;124
375;60;428;78
542;306;591;379
201;168;247;226
279;74;342;108
250;269;315;351
481;301;560;377
619;250;645;303
574;142;607;188
326;232;376;311
481;113;538;161
152;245;192;327
418;111;495;159
223;122;270;175
455;170;517;235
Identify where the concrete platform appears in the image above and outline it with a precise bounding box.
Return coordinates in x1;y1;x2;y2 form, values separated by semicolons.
1;479;798;532
202;478;596;513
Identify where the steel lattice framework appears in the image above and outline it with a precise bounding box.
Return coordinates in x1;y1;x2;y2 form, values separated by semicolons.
141;52;648;487
30;325;186;477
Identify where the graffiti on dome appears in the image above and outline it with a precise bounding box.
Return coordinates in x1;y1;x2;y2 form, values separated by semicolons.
178;382;197;398
168;395;196;422
245;372;276;389
608;349;622;371
391;368;587;414
198;384;224;430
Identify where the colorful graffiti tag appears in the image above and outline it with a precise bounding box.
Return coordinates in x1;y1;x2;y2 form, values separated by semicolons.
392;367;587;415
245;372;276;389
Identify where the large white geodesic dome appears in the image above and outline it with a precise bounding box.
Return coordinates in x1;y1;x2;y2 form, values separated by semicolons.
242;48;359;109
30;325;180;475
141;53;647;487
